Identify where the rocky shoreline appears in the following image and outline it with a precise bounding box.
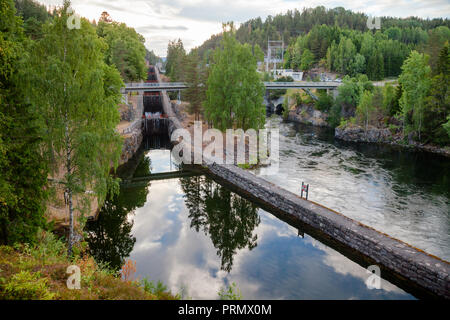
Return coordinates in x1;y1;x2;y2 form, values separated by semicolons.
335;124;450;157
287;105;450;158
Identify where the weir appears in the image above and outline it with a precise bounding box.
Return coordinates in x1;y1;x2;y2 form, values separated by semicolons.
142;75;170;136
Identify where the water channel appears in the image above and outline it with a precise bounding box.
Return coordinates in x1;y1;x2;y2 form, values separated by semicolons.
85;111;450;299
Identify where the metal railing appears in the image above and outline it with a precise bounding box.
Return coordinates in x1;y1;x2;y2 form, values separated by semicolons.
123;81;342;91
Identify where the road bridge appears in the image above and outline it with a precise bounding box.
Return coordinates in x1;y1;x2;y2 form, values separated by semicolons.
123;81;341;92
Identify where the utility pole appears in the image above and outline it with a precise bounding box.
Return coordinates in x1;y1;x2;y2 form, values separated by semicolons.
266;38;284;76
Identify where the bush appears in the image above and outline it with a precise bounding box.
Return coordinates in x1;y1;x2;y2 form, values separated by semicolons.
315;91;334;112
3;271;56;300
218;282;242;300
327;103;342;128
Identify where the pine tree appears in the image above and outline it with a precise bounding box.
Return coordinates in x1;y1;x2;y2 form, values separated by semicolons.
184;51;206;121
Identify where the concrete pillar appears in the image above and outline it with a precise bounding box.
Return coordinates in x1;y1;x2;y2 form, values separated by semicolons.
332;88;339;99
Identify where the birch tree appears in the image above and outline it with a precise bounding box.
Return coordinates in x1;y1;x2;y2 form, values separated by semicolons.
399;51;431;141
27;2;123;255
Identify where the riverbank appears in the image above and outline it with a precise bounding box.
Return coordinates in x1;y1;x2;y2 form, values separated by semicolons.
286;106;450;157
335;123;450;157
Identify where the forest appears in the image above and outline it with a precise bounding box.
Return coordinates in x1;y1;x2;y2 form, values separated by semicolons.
0;0;148;247
169;7;450;147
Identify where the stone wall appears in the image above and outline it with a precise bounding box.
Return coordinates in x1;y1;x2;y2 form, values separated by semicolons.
119;94;144;166
204;162;450;299
120;122;143;166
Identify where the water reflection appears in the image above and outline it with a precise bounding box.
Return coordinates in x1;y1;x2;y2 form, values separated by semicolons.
89;149;415;299
85;156;151;271
180;176;260;272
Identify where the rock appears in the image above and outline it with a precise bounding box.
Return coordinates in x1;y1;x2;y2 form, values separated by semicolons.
288;105;330;127
335;125;393;143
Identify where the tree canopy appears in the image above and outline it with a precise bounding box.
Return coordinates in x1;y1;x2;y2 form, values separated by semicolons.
26;3;124;254
96;16;147;82
0;0;48;244
204;25;266;131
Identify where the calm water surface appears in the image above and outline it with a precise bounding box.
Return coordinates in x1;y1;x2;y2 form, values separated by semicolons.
86;147;416;299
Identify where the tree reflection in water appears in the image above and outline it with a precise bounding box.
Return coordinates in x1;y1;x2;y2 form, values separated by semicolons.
85;156;151;271
180;175;260;272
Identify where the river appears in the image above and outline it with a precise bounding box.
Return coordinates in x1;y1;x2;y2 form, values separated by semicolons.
254;116;450;261
85;116;450;299
87;146;418;299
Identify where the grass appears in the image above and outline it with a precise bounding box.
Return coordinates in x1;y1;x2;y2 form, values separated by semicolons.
0;230;179;300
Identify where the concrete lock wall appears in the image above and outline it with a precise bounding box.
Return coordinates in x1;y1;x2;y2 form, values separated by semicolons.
157;69;450;299
204;162;450;299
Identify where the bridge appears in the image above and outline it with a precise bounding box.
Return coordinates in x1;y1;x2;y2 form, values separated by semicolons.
122;81;341;93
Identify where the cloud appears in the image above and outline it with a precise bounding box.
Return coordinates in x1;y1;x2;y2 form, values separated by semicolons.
136;25;189;33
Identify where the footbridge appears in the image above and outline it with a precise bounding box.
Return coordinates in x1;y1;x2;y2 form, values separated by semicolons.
120;170;200;188
122;81;341;92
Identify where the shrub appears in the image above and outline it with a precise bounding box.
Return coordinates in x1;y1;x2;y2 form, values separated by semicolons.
3;271;56;300
218;282;242;300
315;91;334;112
327;103;342;128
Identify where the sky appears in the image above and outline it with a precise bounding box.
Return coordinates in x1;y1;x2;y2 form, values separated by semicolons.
37;0;450;56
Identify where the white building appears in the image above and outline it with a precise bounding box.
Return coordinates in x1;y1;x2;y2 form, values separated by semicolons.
274;69;304;81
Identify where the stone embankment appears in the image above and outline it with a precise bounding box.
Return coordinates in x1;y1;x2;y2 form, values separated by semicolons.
204;162;450;299
335;125;393;143
118;95;144;165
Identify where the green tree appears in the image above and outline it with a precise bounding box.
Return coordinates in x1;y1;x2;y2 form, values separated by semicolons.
204;24;265;130
184;50;206;121
382;83;397;116
399;51;432;141
335;75;370;117
165;39;186;82
0;0;48;244
315;90;333;112
423;43;450;145
335;37;356;74
96;16;147;82
367;48;384;80
14;0;50;39
300;48;314;70
444;116;450;139
27;3;123;255
350;53;365;76
356;90;375;131
327;103;342;128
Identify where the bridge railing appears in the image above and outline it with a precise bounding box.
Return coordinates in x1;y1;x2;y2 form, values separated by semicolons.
263;81;341;87
123;81;341;91
125;82;186;88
